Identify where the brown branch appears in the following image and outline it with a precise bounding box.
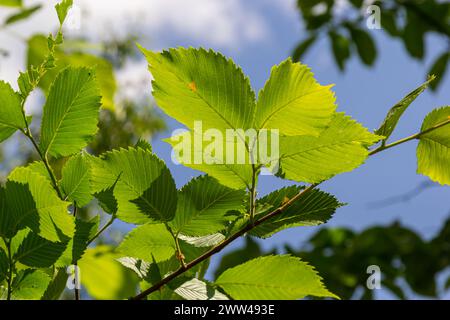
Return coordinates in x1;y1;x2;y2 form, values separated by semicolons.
131;115;450;300
130;184;318;300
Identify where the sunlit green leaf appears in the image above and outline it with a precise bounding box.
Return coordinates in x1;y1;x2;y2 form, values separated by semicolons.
4;4;41;25
91;147;177;224
78;245;138;300
140;46;256;134
60;153;93;207
118;223;176;263
256;58;336;136
10;269;51;300
251;186;343;238
376;77;435;142
7;166;74;242
276;113;382;183
170;175;245;236
417;106;450;185
14;231;67;268
40;67;101;158
174;278;229;300
0;81;27;143
216;255;338;300
55;0;73;25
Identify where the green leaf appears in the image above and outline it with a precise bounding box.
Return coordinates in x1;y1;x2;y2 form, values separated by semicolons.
134;138;152;152
216;255;338;300
255;58;336;136
0;0;21;7
428;52;449;91
0;248;7;283
137;257;181;300
94;180;119;215
214;237;264;279
40;67;101;158
349;0;363;7
170;175;246;236
0;185;18;238
251;186;342;238
60;153;92;207
7;166;74;242
381;10;400;36
417;106;450;185
174;278;229;300
55;0;73;25
276;113;382;183
78;245;138;300
41;268;69;300
27;35;116;110
117;257;151;279
403;11;425;59
0;124;17;143
139;46;256;133
140;280;177;300
178;233;225;248
10;269;51;300
17;67;39;99
0;115;31;143
4;4;41;25
347;25;377;66
88;155;119;214
164;130;253;189
328;31;350;71
26;161;52;182
9;229;29;257
376;77;435;142
55;216;99;267
92;147;177;224
292;35;317;61
118;223;176;263
0;81;27;143
14;231;67;268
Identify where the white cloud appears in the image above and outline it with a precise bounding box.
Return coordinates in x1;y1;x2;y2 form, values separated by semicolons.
115;58;152;103
0;0;273;84
66;0;268;49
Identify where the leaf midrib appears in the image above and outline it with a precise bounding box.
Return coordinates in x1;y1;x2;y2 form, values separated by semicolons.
258;86;328;129
120;177;167;221
154;57;250;148
63;168;89;201
178;189;237;233
281;138;370;160
42;75;91;155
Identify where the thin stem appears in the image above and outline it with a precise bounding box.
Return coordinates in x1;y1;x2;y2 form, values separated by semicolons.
20;129;63;199
173;233;186;269
130;184;318;300
166;225;186;269
370;118;450;156
130;117;450;300
87;215;116;246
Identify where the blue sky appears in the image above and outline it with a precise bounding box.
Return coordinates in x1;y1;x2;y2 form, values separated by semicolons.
146;1;450;298
143;1;450;243
1;0;449;299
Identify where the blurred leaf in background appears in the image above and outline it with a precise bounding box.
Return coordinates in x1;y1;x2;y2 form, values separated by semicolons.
294;0;450;90
214;219;450;300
